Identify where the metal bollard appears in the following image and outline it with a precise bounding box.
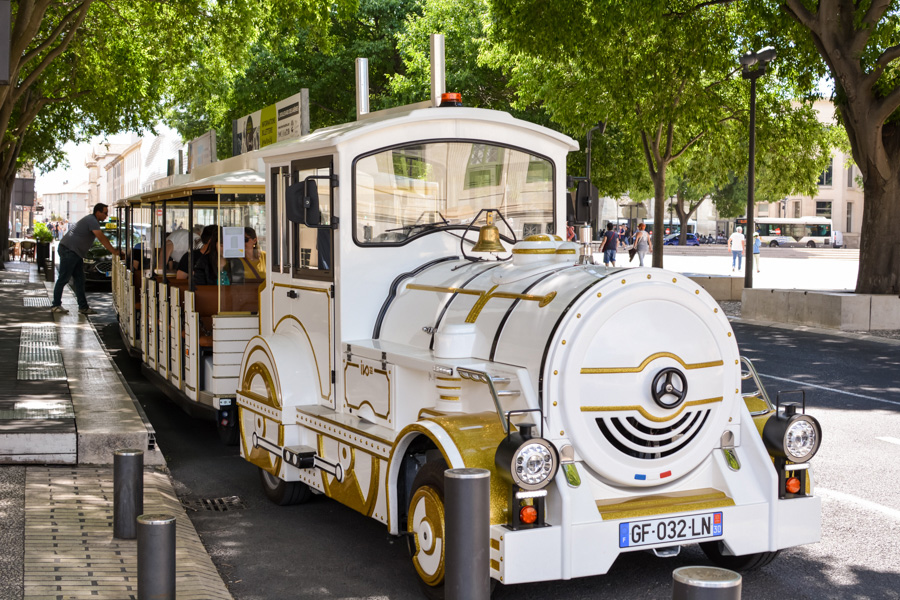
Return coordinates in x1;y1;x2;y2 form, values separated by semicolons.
113;449;144;539
673;566;742;600
444;468;490;600
137;514;176;600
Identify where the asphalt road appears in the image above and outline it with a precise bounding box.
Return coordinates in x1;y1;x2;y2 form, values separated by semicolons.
87;289;900;600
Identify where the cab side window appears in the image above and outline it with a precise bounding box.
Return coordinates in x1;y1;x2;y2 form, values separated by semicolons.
290;156;333;281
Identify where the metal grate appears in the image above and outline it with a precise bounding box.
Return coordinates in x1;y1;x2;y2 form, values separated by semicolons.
18;324;66;380
0;279;21;284
181;496;246;512
0;399;75;420
23;297;51;307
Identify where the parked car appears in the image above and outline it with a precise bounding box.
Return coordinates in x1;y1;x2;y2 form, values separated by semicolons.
663;233;700;246
83;226;137;284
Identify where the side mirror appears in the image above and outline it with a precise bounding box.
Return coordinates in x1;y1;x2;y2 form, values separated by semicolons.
286;178;321;226
571;180;597;224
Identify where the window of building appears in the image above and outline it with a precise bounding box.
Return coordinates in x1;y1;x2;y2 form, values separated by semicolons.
818;161;833;187
758;203;769;216
793;202;801;218
816;201;832;218
846;165;854;188
846;203;852;233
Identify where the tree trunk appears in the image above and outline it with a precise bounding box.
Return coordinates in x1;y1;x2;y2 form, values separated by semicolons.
651;171;666;268
0;175;12;266
856;166;900;294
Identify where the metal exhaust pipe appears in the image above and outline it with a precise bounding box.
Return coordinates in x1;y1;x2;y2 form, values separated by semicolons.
356;58;369;119
430;33;446;107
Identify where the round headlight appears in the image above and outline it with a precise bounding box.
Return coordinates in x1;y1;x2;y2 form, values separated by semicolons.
514;441;555;488
495;432;559;491
784;416;820;462
762;409;822;464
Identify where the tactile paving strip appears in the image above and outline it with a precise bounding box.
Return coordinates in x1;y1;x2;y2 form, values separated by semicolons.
18;324;66;380
23;297;51;307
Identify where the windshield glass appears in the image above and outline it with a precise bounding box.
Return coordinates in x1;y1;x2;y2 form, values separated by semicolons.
354;141;554;244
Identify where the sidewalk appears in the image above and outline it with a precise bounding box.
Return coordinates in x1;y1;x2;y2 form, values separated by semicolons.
0;261;232;600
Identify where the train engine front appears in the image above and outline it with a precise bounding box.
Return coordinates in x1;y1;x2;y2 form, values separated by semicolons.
378;235;822;586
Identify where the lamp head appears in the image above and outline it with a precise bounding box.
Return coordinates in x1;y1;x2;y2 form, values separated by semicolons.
757;47;777;63
739;52;758;67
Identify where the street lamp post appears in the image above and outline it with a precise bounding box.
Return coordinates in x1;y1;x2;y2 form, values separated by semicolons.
740;47;776;289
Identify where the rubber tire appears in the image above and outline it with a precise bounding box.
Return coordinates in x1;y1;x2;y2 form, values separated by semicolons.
769;240;779;248
700;541;780;571
806;240;816;248
407;460;449;600
406;460;498;600
216;412;239;446
258;467;312;506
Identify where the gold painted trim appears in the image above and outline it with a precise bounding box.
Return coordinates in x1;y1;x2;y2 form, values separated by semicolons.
511;248;557;255
581;397;723;423
343;360;392;420
524;234;554;242
405;283;556;323
490;539;500;550
241;361;281;410
597;489;735;520
439;396;460;401
436;385;461;390
490;559;500;571
555;249;577;254
581;352;724;374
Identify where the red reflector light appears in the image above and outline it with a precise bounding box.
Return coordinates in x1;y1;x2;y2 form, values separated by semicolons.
786;477;801;494
519;505;537;525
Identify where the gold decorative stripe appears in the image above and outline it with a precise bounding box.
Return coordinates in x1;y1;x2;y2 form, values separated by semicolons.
524;234;554;242
490;538;500;550
580;397;723;423
439;395;460;401
512;248;557;254
581;352;724;374
437;376;461;382
490;559;500;571
405;283;556;323
436;385;462;390
597;489;735;520
555;249;577;254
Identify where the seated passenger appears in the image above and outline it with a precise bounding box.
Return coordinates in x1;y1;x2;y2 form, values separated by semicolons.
234;227;265;281
165;224;202;271
193;227;236;285
177;225;217;280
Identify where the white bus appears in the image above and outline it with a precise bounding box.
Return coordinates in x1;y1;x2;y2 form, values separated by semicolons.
737;217;832;248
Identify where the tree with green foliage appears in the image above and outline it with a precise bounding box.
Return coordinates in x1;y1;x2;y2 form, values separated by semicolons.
488;0;837;267
170;0;417;159
1;0;349;266
752;1;900;293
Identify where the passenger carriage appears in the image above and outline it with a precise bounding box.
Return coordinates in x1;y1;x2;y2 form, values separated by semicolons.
112;42;823;598
111;154;266;443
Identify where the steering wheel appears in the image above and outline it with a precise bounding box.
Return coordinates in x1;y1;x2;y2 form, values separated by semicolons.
651;368;688;409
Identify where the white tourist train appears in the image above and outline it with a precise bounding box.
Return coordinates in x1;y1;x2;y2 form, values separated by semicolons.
111;38;822;597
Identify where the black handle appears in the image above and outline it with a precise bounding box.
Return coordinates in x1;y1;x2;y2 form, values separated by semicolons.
287;290;298;299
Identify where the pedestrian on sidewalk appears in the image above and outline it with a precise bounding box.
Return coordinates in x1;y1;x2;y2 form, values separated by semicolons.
633;222;651;266
51;203;119;316
728;226;745;271
753;231;761;272
600;221;618;267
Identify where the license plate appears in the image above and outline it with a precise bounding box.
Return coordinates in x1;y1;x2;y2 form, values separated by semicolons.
619;512;723;548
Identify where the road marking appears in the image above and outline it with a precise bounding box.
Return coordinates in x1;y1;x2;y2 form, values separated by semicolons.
876;436;900;446
759;374;900;408
817;488;900;522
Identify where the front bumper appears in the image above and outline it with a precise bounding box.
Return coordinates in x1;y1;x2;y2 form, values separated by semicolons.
490;493;821;585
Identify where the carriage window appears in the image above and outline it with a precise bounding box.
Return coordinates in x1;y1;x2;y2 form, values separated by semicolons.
354;141;554;245
291;156;333;279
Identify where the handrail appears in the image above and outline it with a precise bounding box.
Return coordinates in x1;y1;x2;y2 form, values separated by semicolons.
740;356;774;415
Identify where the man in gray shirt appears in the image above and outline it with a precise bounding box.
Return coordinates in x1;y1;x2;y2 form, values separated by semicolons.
51;203;118;315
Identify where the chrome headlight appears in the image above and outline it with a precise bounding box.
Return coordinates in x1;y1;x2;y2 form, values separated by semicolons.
495;423;559;491
763;403;822;463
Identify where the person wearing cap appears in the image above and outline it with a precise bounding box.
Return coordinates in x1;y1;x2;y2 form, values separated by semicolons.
752;230;761;273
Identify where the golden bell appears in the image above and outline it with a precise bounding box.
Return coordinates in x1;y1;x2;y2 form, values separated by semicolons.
471;212;505;253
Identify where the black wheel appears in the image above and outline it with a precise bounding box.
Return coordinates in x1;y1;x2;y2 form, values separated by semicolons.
768;240;779;248
806;240;816;248
700;541;780;571
216;408;239;446
258;467;312;506
407;459;449;600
